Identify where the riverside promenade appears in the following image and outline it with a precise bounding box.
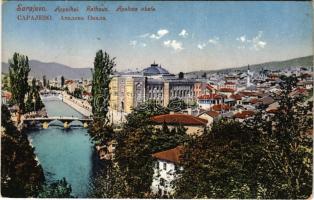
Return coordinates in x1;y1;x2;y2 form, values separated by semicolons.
62;92;126;125
62;92;92;117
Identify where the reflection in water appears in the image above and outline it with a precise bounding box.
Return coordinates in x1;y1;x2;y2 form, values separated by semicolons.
27;100;94;197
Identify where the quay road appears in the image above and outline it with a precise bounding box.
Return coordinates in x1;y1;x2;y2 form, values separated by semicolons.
40;90;127;125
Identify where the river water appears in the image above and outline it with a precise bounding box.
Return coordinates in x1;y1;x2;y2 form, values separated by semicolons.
27;99;94;197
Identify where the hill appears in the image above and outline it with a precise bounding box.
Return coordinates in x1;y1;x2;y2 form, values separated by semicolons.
186;55;313;77
2;60;92;80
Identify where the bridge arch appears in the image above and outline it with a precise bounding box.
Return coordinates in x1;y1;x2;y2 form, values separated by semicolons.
68;120;84;128
48;119;64;127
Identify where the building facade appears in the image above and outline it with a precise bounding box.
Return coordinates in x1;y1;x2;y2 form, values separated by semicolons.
109;63;195;113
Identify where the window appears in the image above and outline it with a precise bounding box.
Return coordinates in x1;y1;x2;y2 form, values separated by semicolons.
160;178;165;186
163;162;167;170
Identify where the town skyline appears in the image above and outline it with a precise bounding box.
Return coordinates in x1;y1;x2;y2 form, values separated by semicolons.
2;1;313;73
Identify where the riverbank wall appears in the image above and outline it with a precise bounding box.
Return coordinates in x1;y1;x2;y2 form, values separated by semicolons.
62;94;92;117
62;93;127;125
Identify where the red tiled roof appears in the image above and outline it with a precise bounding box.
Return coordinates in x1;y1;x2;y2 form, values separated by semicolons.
65;80;74;84
2;91;12;99
250;98;258;104
295;87;307;93
212;104;231;112
239;91;257;97
206;84;216;90
198;94;222;100
152;146;183;164
234;110;255;119
230;94;243;100
199;110;220;118
267;109;278;114
219;88;235;93
151;113;208;126
225;82;236;85
83;91;92;96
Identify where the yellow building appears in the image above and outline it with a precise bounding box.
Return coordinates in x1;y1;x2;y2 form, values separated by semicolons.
124;77;135;113
109;77;119;110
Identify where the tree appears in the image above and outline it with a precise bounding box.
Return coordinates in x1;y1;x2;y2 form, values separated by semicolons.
43;75;47;88
178;72;184;79
168;98;187;112
25;78;44;113
174;119;259;198
91;50;115;123
61;76;65;88
1;105;45;197
73;88;82;99
90;103;187;198
174;75;312;199
245;75;312;198
2;74;10;90
125;100;169;129
89;50;115;146
38;178;73;198
8;53;31;119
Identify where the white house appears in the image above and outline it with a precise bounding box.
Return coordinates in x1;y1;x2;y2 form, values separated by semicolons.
151;146;183;197
197;110;220;127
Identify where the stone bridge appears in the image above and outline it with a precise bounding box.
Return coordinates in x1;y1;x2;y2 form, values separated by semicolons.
23;116;93;129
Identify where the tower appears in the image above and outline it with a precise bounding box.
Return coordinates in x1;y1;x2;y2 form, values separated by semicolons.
247;65;251;87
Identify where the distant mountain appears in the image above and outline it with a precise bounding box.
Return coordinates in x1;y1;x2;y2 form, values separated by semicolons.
2;60;92;80
186;55;313;77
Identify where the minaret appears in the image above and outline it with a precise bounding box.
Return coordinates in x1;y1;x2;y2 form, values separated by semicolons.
247;65;250;87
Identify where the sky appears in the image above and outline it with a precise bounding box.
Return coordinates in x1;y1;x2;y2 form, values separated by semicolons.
1;1;313;73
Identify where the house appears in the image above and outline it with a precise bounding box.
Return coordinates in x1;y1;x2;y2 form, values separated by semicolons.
1;91;12;105
197;94;224;110
230;93;243;105
233;110;255;122
65;80;78;93
211;104;231;113
97;140;117;160
150;113;208;136
197;110;220;127
218;88;235;97
151;146;183;197
257;96;274;106
289;87;309;97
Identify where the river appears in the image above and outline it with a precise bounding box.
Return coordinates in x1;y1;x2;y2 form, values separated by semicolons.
27;99;94;197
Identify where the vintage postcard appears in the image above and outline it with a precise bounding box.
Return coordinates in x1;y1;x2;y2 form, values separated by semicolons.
1;1;313;199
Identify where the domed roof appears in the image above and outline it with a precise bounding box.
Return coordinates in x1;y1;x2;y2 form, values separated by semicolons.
142;63;169;76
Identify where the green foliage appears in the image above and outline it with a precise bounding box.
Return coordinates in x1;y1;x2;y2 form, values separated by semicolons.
1;105;45;197
91;103;187;198
25;78;44;113
38;178;73;198
112;127;155;198
61;76;65;88
42;75;47;87
91;50;115;124
73;87;83;99
89;120;113;146
89;50;115;148
246;75;313;198
151;123;189;153
178;72;184;79
174;119;259;198
2;74;10;90
8;52;31;114
125;100;169;129
167;98;187;112
174;75;312;199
